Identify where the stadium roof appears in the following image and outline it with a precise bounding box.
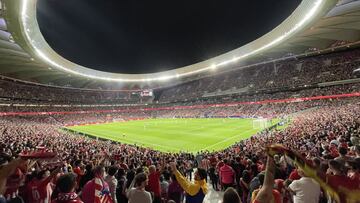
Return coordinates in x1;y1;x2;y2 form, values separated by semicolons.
0;0;359;90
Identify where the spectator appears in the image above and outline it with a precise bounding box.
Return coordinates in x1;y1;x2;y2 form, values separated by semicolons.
251;157;282;203
219;159;235;190
170;162;207;203
72;160;84;190
81;166;110;203
248;172;265;203
0;63;360;203
222;187;241;203
208;166;219;191
346;158;360;182
355;145;360;158
79;164;94;190
288;168;321;203
160;175;169;199
335;147;351;166
0;159;26;203
239;170;251;203
26;167;60;203
147;165;161;203
127;173;152;203
115;168;127;203
326;160;359;202
167;174;183;203
105;166;118;203
52;173;83;203
126;165;136;189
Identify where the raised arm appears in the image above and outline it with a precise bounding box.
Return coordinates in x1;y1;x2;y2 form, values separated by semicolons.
0;158;26;195
170;162;201;196
253;156;275;203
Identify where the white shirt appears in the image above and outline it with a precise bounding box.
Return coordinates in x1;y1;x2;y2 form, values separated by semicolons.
104;175;118;203
289;177;320;203
127;188;152;203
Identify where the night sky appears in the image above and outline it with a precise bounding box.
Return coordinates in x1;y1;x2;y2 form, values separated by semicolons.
37;0;301;74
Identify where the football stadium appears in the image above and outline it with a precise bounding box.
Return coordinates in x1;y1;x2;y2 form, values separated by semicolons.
0;0;360;203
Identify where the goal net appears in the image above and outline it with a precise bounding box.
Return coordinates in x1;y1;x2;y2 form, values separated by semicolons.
252;118;270;129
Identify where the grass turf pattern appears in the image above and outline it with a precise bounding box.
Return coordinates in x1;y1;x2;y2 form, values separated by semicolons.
66;118;273;153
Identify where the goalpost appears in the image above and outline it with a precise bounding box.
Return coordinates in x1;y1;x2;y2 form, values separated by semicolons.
252;118;270;129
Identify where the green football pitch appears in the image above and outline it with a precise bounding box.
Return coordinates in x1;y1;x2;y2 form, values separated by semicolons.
66;118;275;153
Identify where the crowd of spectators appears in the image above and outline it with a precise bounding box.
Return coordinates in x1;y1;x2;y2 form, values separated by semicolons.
0;49;359;203
0;82;359;115
0;96;359;203
0;77;140;104
0;96;357;127
159;49;360;102
0;49;359;106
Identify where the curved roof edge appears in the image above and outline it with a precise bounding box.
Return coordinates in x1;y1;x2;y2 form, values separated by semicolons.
3;0;337;83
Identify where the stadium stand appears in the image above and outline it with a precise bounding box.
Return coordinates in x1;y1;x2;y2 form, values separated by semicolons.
0;49;360;202
1;0;360;202
0;94;359;203
0;77;142;104
158;49;360;103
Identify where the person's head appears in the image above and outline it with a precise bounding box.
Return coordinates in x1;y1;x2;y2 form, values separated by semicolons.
273;154;280;163
85;163;93;173
56;173;77;193
319;162;329;173
346;158;360;172
242;170;251;183
74;160;82;167
118;168;126;177
355;145;360;156
134;173;148;189
93;165;106;178
329;160;344;175
129;164;134;170
297;168;306;177
149;165;156;174
107;166;118;177
350;136;360;146
160;175;164;182
355;157;360;166
136;167;144;174
250;164;259;176
312;157;321;169
37;170;50;180
223;159;228;165
223;187;241;203
339;147;348;156
354;158;360;171
194;168;207;181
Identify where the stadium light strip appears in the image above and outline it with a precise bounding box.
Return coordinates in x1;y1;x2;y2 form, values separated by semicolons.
20;0;324;82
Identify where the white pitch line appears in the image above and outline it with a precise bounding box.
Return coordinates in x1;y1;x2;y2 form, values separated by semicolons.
201;128;256;150
72;119;260;152
73;129;180;151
